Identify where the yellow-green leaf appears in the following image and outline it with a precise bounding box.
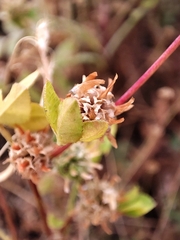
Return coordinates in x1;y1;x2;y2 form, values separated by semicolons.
43;81;61;134
80;120;108;142
121;186;139;202
20;102;48;131
0;71;39;127
57;98;83;145
118;187;156;217
119;194;156;217
0;83;31;125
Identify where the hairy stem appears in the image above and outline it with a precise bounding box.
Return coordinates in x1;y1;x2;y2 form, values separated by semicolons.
29;181;52;238
116;35;180;105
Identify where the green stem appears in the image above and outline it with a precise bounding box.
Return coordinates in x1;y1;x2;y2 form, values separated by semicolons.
66;182;78;214
59;182;78;236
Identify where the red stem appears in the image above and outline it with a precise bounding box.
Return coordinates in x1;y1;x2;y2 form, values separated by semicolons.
50;143;71;159
115;35;180;105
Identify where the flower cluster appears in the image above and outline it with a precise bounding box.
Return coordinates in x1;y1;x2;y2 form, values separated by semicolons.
5;128;55;183
55;142;102;192
67;72;134;147
75;176;120;234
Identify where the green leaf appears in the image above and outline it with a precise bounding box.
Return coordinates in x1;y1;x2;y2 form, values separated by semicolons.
43;81;61;134
20;70;39;89
20;103;48;131
120;194;156;217
80;120;108;142
57;98;83;145
43;82;109;145
121;186;139;202
118;187;156;217
0;83;31;125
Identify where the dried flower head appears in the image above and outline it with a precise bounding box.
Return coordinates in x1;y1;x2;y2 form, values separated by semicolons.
67;72;134;147
5;128;55;183
75;176;120;234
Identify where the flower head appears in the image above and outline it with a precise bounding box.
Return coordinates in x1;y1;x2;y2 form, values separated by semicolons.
75;176;120;234
67;72;134;147
5;128;55;183
55;142;103;192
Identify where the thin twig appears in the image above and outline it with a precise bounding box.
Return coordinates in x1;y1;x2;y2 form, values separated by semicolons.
0;141;10;157
29;181;52;238
116;35;180;105
4;36;37;84
0;141;15;182
0;164;15;182
1;181;36;207
0;186;18;240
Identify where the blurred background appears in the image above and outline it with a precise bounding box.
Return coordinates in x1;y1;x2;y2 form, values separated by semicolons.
1;0;180;239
